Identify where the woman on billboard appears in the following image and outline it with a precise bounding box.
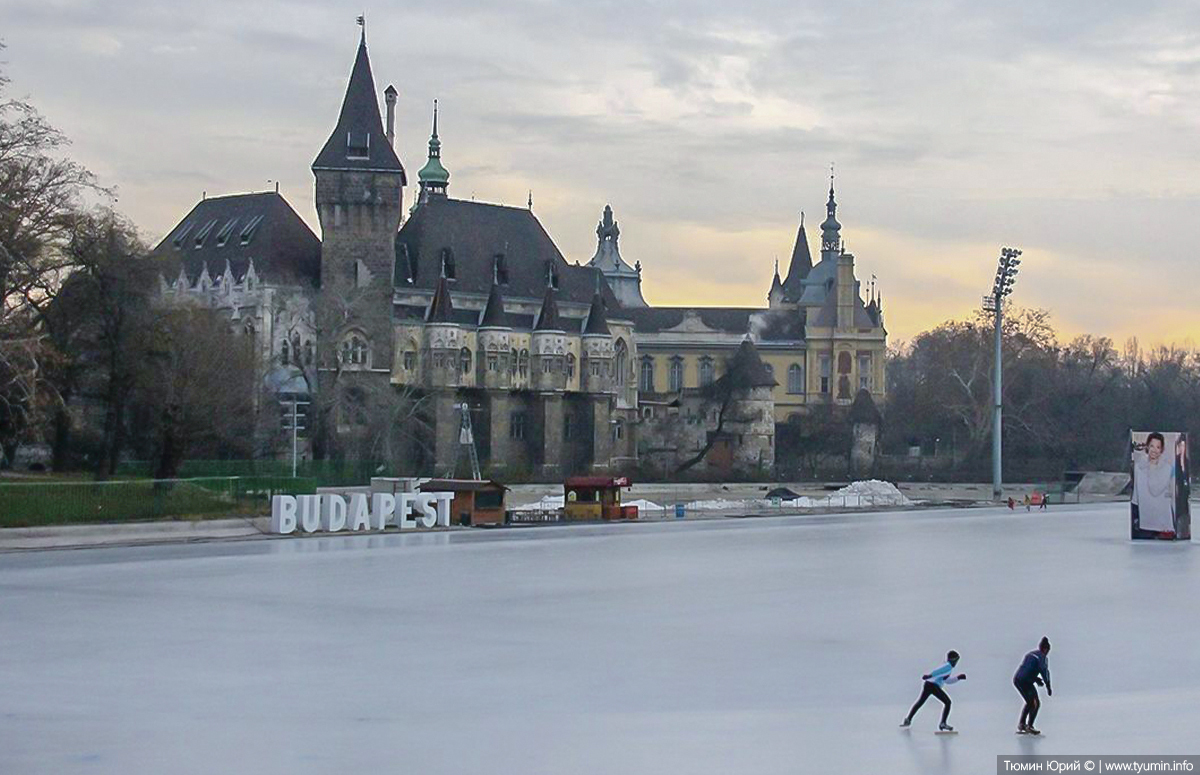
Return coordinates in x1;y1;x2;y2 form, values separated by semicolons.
1131;432;1177;536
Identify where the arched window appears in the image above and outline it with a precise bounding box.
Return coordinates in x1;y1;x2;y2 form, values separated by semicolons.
291;333;302;365
566;352;575;378
440;248;456;279
615;340;628;387
639;357;655;392
460;347;472;374
518;349;529;378
510;348;519;375
242;318;255;337
699;357;715;387
788;364;804;394
304;340;314;366
281;339;290;366
613;419;624;441
669;357;684;392
341;333;369;367
763;363;774;381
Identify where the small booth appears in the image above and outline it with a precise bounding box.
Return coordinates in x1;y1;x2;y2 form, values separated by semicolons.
418;479;509;526
563;476;636;521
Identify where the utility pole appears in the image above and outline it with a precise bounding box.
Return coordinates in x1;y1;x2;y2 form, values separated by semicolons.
986;247;1022;499
281;398;310;478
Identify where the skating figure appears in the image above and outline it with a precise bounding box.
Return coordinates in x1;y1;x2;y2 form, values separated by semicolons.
1014;637;1052;734
901;650;966;732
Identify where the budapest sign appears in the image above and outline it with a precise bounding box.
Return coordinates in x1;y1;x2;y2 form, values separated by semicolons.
270;492;454;535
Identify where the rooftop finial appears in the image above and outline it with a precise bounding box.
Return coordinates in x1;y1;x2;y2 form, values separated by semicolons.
800;211;805;227
356;13;365;44
528;190;533;210
829;161;835;197
432;98;439;138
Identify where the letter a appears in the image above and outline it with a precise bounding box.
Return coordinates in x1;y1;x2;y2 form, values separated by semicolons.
349;494;371;531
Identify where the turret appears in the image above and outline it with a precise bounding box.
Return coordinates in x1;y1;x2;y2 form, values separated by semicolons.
425;276;464;387
532;285;567;391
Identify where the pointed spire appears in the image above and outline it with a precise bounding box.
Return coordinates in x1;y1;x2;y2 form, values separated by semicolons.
781;212;814;296
417;100;450;200
820;166;842;257
479;281;507;328
426;276;455;323
312;27;405;178
583;287;611;336
534;285;561;331
728;339;777;388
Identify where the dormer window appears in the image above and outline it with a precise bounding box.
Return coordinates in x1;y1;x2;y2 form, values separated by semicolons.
172;222;194;250
215;219;238;247
440;248;456;280
239;215;264;246
193;219;217;248
493;254;509;285
346;131;370;160
545;260;559;289
394;244;415;285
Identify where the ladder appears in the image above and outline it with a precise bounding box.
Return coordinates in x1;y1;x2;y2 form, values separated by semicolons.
446;402;482;480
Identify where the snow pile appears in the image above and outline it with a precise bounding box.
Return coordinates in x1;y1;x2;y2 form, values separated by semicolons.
819;480;911;507
625;499;665;513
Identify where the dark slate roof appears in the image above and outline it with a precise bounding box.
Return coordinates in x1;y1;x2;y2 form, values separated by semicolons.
810;287;878;329
312;36;406;178
396;303;593;333
149;191;320;286
583;291;610;335
395;197;620;309
479;282;507;328
781;222;813;298
622;306;805;342
426;276;455;322
534;286;562;331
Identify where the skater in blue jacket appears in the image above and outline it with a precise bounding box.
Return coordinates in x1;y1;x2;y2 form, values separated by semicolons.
1014;637;1052;734
901;650;966;731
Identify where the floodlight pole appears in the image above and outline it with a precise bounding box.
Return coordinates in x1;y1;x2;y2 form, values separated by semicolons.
992;290;1004;499
990;247;1022;500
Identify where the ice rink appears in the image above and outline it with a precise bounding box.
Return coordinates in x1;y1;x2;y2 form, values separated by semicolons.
2;502;1198;774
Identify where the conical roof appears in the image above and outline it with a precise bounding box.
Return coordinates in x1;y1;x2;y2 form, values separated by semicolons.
534;286;562;331
479;281;507;327
849;388;882;424
312;34;406;178
727;338;777;388
583;290;610;335
781;219;813;297
426;276;455;323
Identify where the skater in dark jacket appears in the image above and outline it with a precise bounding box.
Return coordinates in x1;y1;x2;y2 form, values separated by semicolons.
1014;637;1052;734
901;650;966;731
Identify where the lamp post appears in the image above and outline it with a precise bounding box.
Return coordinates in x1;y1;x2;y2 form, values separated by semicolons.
986;247;1022;499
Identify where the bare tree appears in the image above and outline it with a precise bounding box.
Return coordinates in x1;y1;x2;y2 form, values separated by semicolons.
0;49;107;458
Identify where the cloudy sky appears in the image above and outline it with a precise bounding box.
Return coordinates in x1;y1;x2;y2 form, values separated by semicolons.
4;0;1199;345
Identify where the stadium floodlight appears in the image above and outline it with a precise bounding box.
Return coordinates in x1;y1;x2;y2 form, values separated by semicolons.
990;247;1023;499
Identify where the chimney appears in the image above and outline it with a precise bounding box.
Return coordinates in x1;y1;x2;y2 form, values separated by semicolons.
384;84;397;148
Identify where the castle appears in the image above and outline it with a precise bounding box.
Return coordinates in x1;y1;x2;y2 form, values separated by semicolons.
149;30;887;478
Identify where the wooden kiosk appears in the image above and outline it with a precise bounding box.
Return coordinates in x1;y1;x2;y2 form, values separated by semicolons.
563;476;636;521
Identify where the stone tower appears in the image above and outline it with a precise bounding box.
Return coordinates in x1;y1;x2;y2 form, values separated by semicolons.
312;30;407;373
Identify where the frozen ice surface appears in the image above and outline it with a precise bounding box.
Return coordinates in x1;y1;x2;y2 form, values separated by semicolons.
2;502;1199;774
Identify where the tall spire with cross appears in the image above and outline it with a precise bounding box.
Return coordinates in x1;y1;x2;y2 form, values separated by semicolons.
820;163;842;260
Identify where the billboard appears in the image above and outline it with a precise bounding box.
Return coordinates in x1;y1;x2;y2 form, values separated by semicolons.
1130;431;1190;540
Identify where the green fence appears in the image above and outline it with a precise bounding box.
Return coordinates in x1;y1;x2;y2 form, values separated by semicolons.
116;460;386;488
0;476;317;528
